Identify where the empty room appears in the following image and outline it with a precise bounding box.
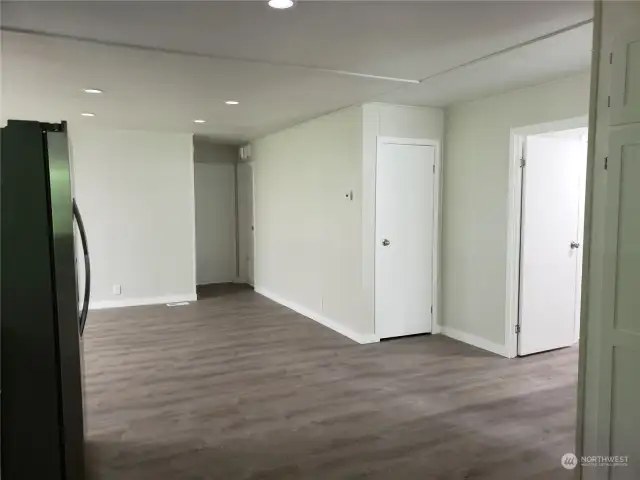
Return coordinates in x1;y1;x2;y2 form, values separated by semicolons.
1;1;638;479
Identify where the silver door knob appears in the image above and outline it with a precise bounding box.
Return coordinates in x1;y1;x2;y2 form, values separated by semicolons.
571;241;581;249
382;239;390;246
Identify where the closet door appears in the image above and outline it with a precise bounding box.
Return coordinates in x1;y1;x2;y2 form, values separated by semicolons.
596;125;640;479
610;28;640;126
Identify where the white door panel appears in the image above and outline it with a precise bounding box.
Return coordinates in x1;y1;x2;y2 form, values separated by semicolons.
518;135;584;356
375;142;434;339
610;28;640;126
597;125;640;476
574;136;588;343
581;7;640;477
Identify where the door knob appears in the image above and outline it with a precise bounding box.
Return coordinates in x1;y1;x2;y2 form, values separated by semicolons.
382;239;390;246
570;241;581;249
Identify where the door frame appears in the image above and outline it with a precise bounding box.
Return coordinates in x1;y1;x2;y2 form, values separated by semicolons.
504;116;589;358
248;161;255;286
374;136;442;336
236;159;255;286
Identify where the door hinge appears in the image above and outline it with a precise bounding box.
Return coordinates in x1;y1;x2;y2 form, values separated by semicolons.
430;305;433;315
608;96;611;108
609;52;613;64
515;324;521;334
520;158;526;168
604;156;608;170
432;163;436;174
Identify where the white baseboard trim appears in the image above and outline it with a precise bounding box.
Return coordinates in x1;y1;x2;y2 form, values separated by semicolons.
439;326;508;357
255;286;379;345
89;293;198;311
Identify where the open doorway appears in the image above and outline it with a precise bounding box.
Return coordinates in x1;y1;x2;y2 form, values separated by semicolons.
506;118;588;357
193;139;239;292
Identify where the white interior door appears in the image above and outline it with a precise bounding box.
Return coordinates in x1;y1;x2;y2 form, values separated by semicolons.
579;6;640;472
574;134;588;343
597;124;640;475
518;134;585;356
375;141;434;339
593;22;640;474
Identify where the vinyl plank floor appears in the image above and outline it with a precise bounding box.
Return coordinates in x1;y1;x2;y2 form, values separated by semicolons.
83;285;578;479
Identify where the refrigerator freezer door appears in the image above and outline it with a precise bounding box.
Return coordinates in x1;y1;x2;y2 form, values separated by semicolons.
46;130;86;480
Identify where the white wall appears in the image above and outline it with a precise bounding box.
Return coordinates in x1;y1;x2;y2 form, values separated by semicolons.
252;107;369;341
193;140;238;285
251;103;443;342
442;73;591;350
361;103;444;336
71;128;196;308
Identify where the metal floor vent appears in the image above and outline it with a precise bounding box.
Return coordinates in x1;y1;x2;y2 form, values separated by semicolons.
166;302;190;307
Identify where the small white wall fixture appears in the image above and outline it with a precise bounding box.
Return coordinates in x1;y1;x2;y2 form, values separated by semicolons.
374;136;442;338
505;115;589;358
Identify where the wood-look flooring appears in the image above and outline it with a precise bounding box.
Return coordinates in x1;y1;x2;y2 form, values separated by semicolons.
83;284;578;479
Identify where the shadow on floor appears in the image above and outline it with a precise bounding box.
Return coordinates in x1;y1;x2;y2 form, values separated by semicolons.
197;282;253;299
378;334;505;360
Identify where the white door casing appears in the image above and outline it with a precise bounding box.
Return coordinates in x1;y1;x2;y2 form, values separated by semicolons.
375;139;435;339
518;134;586;356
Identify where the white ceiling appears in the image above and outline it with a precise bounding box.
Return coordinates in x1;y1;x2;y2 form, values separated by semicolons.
1;1;594;142
379;22;593;107
1;31;394;141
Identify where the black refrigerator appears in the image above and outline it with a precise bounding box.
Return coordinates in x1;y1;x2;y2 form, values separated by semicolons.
1;120;90;479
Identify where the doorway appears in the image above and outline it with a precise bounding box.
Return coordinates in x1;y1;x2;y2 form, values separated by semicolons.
506;119;588;357
374;137;438;339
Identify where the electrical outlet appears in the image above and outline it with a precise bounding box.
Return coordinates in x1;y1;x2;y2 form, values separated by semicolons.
112;284;121;295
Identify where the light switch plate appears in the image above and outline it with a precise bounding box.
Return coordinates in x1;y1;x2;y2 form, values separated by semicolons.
112;284;121;295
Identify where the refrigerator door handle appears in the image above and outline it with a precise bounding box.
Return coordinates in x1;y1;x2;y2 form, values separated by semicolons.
73;199;90;335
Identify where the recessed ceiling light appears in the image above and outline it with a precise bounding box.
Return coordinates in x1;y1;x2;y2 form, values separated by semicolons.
268;0;294;9
81;112;95;117
193;119;206;124
83;88;103;94
225;100;239;105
